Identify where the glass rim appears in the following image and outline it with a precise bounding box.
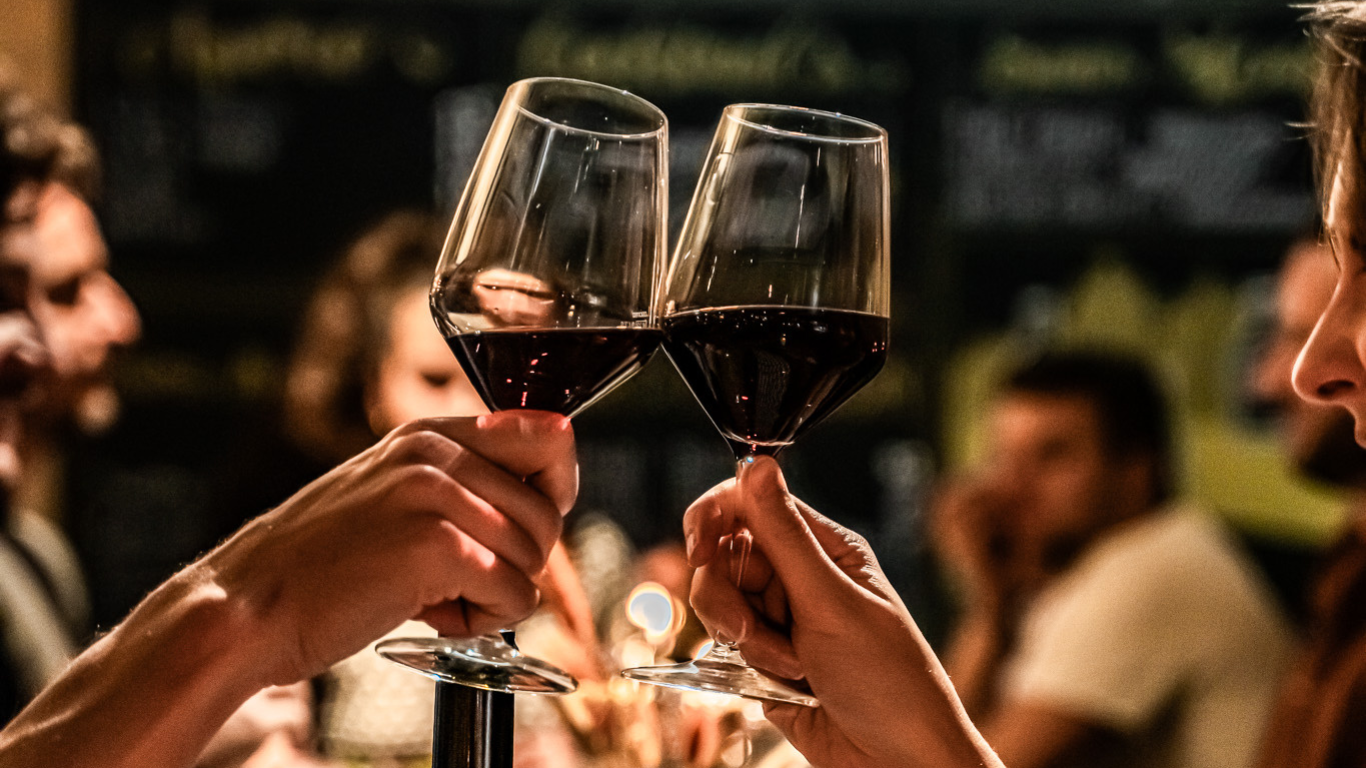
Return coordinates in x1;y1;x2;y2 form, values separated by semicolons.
722;103;886;143
510;76;668;140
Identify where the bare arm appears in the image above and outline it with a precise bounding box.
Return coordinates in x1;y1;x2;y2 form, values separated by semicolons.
0;412;577;768
0;567;270;768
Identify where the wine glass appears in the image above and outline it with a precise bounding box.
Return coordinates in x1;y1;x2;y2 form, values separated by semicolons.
377;77;668;694
621;104;890;706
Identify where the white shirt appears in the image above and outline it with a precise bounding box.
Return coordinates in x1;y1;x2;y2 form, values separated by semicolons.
1001;507;1294;768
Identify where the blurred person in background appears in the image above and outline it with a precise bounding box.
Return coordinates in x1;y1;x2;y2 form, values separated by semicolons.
284;211;603;768
1253;238;1366;768
0;67;324;768
929;350;1292;768
0;60;73;730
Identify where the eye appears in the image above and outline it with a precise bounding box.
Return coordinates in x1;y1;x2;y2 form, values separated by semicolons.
421;372;453;388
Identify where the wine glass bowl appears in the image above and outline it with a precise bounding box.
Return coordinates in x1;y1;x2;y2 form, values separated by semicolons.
622;104;890;706
378;76;668;694
662;105;890;460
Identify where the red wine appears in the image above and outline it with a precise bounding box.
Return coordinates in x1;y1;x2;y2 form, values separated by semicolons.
662;306;889;458
445;327;662;417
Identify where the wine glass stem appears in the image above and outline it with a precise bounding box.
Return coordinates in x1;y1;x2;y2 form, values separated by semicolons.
718;458;756;654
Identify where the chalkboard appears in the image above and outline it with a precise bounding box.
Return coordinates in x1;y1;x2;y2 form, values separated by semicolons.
69;1;1313;637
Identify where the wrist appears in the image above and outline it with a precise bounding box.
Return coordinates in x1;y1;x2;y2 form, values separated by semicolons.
196;520;301;688
0;560;272;768
149;560;280;697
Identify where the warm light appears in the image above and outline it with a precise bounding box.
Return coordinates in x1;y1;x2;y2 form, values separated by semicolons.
626;581;677;640
692;639;714;660
619;638;658;671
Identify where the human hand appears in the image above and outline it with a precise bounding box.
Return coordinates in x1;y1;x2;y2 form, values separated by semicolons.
0;310;48;485
928;476;1020;612
204;410;577;687
685;456;1000;768
536;540;605;679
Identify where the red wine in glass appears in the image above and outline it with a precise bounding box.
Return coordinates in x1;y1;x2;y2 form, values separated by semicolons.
377;76;668;703
446;327;663;417
662;306;888;459
621;103;890;707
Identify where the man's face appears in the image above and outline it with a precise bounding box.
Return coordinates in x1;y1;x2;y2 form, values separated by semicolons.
1252;241;1366;485
983;393;1144;569
0;185;53;488
30;184;140;432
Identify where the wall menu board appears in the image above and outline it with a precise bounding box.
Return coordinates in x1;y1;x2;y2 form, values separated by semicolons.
70;1;1315;628
943;28;1314;233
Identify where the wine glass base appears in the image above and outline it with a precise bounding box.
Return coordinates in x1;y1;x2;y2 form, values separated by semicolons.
621;657;818;707
376;636;577;694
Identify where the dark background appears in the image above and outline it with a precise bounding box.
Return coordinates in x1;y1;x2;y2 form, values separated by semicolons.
65;0;1316;645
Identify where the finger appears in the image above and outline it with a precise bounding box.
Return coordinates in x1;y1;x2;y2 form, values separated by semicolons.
540;541;597;646
733;457;849;605
719;532;775;594
683;478;738;567
411;411;579;516
761;701;830;756
419;526;542;636
431;441;564;566
790;496;882;576
432;476;551;576
691;561;802;680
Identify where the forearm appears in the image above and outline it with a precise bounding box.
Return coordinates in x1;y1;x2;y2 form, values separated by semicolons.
0;563;273;768
900;626;1006;768
943;609;1012;718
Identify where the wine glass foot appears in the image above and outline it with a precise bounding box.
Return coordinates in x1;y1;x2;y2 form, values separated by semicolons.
621;657;818;707
376;635;577;694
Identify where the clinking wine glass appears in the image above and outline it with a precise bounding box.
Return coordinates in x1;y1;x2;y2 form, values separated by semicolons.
377;77;668;694
621;104;891;706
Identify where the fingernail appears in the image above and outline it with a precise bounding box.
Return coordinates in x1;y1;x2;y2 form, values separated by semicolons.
685;531;697;561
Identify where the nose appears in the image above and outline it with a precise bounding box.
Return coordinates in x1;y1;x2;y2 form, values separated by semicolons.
93;273;141;348
1292;280;1366;407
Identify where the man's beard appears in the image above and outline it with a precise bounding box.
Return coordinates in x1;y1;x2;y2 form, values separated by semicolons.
71;383;120;436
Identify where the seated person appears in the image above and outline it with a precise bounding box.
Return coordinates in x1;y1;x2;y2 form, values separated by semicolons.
285;211;600;766
928;351;1292;768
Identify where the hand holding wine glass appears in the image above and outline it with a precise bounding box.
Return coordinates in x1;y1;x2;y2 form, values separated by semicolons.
683;456;1002;768
377;77;667;695
622;104;890;705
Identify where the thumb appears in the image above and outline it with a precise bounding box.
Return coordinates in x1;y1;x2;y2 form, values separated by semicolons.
736;456;849;606
421;411;579;515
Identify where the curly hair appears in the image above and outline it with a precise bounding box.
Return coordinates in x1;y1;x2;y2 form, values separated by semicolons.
0;61;101;218
283;211;448;465
0;66;59;218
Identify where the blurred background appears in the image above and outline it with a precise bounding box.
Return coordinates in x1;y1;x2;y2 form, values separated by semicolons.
0;0;1335;648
